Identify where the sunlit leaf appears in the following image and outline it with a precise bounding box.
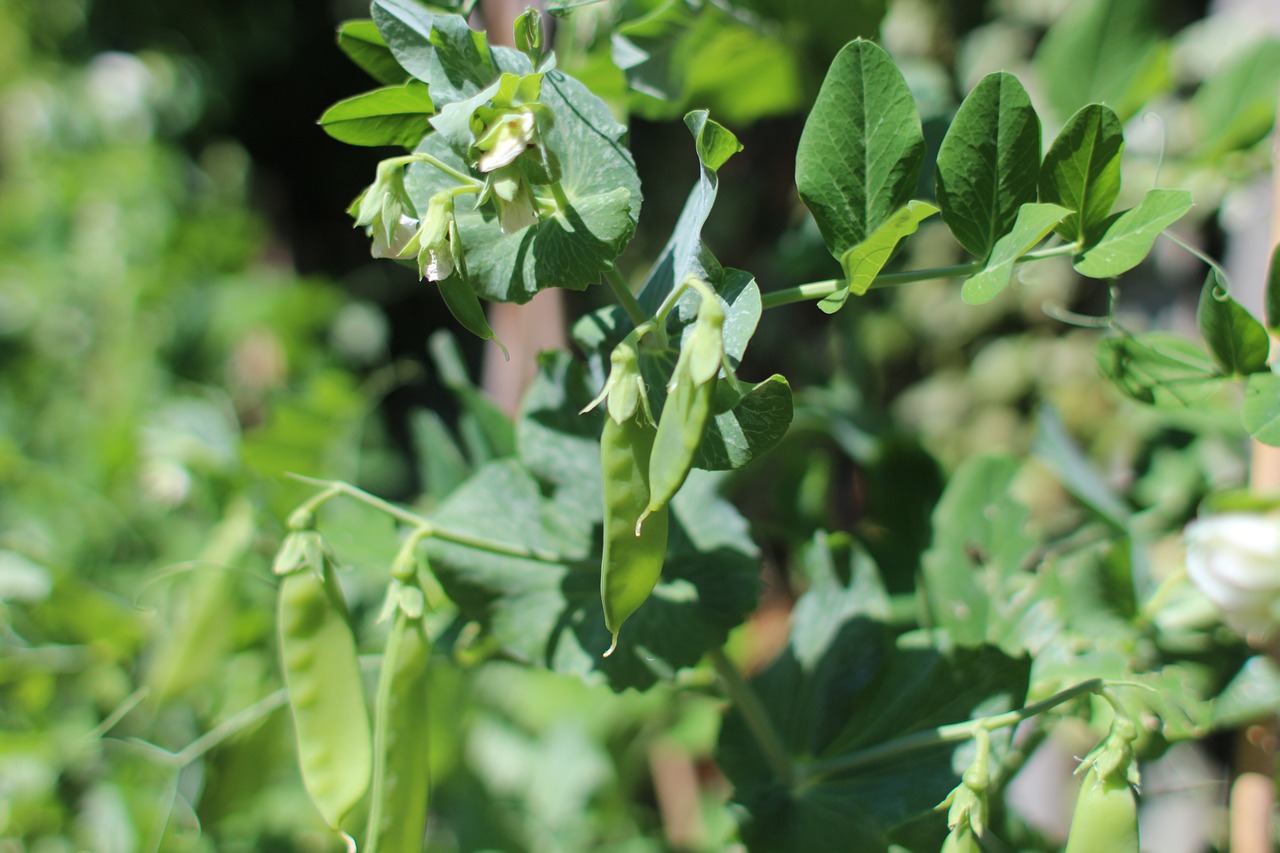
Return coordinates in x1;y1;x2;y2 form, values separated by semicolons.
1073;189;1193;278
935;72;1041;259
1039;104;1124;244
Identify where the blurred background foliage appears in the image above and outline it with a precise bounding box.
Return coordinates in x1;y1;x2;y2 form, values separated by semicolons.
1;0;1278;850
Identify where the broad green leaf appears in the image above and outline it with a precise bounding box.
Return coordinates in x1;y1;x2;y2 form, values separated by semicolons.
1032;406;1130;530
719;619;1030;851
516;351;603;519
796;39;925;258
424;460;759;692
1243;373;1280;447
337;19;410;86
1038;104;1124;244
427;331;516;461
636;111;741;312
1194;39;1280;161
1073;189;1193;278
820;201;937;312
920;455;1050;654
1034;0;1169;122
935;72;1041;259
1095;332;1221;407
406;72;642;303
318;81;434;148
692;375;792;471
372;3;533;105
1267;244;1280;333
1197;270;1269;377
960;203;1069;305
1212;656;1280;729
611;0;804;125
411;409;470;499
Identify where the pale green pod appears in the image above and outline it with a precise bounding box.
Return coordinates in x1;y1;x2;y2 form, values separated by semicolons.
278;566;373;832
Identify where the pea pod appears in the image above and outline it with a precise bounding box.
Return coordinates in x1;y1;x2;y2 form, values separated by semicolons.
365;582;433;853
278;565;373;832
436;267;508;358
600;413;669;655
1064;765;1139;853
641;290;724;524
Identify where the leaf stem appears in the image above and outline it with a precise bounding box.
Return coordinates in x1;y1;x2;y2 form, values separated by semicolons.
171;688;289;767
800;677;1105;784
406;152;484;190
285;474;567;565
605;265;651;329
709;648;794;786
760;243;1081;310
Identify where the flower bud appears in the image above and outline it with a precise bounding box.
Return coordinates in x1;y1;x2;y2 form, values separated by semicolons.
1184;511;1280;638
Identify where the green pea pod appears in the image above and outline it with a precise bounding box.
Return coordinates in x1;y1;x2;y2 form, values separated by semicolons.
642;368;714;524
600;414;669;656
365;587;433;853
437;273;508;359
278;566;373;832
1064;765;1139;853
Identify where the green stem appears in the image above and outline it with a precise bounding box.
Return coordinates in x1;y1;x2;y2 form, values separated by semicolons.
760;244;1081;310
709;648;794;786
286;474;566;565
171;688;289;767
406;152;484;190
801;678;1104;784
605;265;651;329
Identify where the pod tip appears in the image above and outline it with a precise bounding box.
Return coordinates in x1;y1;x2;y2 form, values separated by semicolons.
603;634;618;657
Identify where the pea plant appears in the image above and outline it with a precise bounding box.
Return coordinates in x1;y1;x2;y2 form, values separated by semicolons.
272;1;1276;850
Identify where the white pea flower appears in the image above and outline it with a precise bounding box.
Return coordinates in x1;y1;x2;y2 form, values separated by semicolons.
474;109;537;173
370;213;419;259
1184;512;1280;638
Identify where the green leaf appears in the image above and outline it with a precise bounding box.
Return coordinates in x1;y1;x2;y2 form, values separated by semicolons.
318;80;435;148
1095;332;1222;407
693;375;792;471
719;610;1030;852
1243;372;1280;447
820;201;937;312
796;39;925;258
424;460;759;692
516;351;603;519
1266;244;1280;333
372;3;533;105
1193;39;1280;161
1213;656;1280;730
1034;0;1168;122
406;72;642;303
427;331;516;461
1197;270;1269;377
611;0;804;125
1038;104;1124;244
1072;189;1193;278
920;455;1049;654
935;72;1042;259
960;203;1069;305
636;111;741;312
1032;406;1130;530
337;19;410;86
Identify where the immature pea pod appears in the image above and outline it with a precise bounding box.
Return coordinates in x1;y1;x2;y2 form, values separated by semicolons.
641;293;724;525
436;268;508;359
364;582;433;853
600;413;669;656
1063;764;1140;853
277;565;373;832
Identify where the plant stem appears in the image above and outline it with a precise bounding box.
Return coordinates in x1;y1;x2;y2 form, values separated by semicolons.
407;152;484;189
760;244;1080;310
709;648;793;786
171;688;289;767
605;265;651;329
286;474;566;565
801;678;1104;783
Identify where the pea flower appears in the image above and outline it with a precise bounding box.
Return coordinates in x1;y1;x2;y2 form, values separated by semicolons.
405;192;465;282
370;213;419;260
473;108;538;173
1184;511;1280;638
350;158;413;250
486;168;539;234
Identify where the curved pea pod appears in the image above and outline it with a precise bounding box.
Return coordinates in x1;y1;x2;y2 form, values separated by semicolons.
642;368;715;525
600;414;669;656
365;585;433;853
437;272;508;359
1064;765;1139;853
277;566;373;832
